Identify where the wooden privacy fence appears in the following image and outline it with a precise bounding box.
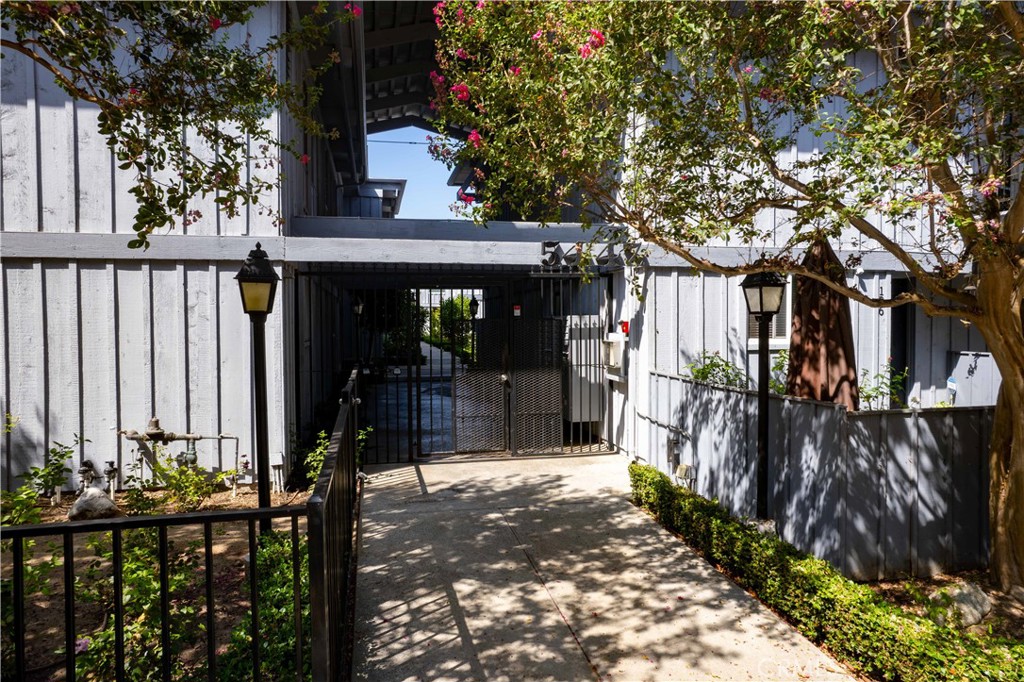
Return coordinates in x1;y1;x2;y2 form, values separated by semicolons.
641;372;993;580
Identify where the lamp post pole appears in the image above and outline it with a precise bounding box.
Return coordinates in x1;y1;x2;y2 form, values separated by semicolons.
251;311;271;533
740;270;786;521
756;312;771;520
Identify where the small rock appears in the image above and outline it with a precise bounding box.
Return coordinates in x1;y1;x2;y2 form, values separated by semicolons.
929;582;992;628
746;518;778;537
68;487;123;521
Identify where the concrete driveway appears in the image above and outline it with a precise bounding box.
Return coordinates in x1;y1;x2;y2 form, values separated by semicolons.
353;453;852;682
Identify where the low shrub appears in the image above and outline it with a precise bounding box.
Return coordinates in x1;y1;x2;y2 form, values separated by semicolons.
75;528;205;682
216;531;311;681
628;463;1024;682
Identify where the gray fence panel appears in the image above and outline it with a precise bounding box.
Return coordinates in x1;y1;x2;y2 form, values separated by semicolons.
642;376;992;581
768;398;789;530
915;412;951;576
846;415;882;580
882;414;915;577
814;404;845;570
787;401;820;555
950;409;990;570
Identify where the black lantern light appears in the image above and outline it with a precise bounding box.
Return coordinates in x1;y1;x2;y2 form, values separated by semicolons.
740;271;787;318
469;295;479;319
235;242;280;316
740;269;786;521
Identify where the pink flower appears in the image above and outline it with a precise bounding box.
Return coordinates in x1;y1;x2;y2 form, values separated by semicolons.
75;638;91;654
531;29;544;40
208;16;222;30
300;154;310;165
456;7;465;22
456;48;470;59
457;189;475;204
742;65;753;73
450;83;470;101
509;65;521;76
979;177;1003;198
343;3;363;17
429;70;445;86
477;0;486;7
467;129;482;148
588;29;605;48
579;43;593;59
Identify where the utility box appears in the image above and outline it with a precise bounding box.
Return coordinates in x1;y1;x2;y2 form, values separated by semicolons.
604;331;627;380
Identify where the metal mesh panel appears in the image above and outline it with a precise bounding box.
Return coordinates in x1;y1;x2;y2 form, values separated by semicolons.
454;319;506;452
512;319;564;454
454;370;505;452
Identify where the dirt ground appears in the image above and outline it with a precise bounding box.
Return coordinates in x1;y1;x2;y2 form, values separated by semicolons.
869;569;1024;641
8;486;310;681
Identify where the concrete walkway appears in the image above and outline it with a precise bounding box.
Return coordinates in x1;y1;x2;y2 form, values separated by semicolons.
353;453;852;682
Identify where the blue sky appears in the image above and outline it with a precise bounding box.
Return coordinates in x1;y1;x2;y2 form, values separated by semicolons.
368;127;462;219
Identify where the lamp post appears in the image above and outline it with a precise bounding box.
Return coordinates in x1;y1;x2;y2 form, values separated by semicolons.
352;297;364;366
469;295;479;364
235;242;280;534
740;271;786;520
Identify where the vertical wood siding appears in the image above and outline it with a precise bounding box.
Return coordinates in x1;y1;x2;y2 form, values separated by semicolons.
1;5;285;238
1;258;289;490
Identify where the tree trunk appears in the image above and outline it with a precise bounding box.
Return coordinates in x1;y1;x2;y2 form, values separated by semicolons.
974;259;1024;591
988;385;1024;591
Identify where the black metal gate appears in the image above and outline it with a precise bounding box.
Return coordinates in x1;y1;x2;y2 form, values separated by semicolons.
356;275;608;465
453;318;506;452
510;318;564;454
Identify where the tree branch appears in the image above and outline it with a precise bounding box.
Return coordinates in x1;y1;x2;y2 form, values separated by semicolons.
635;226;980;322
0;39;106;106
997;1;1024;56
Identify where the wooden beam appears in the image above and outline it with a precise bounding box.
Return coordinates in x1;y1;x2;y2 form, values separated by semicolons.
365;60;436;84
364;23;438;50
365;92;430;113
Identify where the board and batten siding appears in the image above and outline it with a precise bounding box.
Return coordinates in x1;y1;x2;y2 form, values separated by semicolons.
606;264;998;464
0;4;290;238
0;257;291;491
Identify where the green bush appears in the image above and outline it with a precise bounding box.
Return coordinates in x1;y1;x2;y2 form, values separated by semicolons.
627;463;1024;682
684;350;750;389
217;531;311;681
74;529;204;682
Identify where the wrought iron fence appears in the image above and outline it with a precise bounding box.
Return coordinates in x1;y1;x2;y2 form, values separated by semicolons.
0;368;361;682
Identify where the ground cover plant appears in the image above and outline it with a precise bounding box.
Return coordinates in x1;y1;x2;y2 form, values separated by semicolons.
628;462;1024;681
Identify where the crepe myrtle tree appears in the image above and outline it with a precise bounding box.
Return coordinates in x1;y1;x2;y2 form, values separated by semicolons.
0;0;360;249
432;1;1024;589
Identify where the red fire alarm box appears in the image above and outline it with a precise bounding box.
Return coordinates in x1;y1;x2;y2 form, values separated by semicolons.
620;320;629;336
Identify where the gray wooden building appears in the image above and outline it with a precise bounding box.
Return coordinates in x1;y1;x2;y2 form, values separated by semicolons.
1;1;997;578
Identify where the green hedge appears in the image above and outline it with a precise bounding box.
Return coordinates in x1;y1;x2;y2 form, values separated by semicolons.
628;463;1024;682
